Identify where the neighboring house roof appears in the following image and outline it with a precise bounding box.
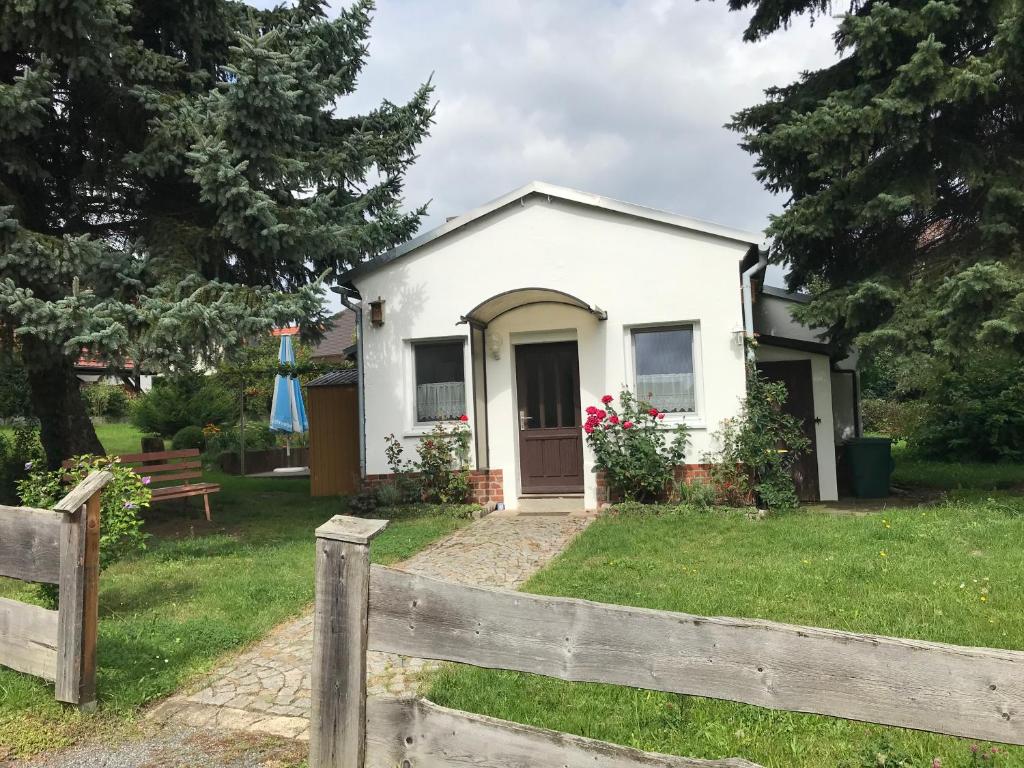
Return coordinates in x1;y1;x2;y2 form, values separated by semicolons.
339;181;766;285
74;354;148;373
311;309;357;360
307;368;358;387
760;285;811;304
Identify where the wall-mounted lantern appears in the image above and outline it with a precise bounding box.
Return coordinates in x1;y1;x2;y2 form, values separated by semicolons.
369;297;385;327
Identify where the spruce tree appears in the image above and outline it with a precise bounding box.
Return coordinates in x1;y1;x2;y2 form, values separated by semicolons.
728;0;1024;357
0;0;433;466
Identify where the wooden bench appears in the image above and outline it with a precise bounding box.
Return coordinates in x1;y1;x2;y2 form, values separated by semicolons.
119;449;220;521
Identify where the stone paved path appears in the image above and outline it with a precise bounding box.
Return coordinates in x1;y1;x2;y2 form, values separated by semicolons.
148;511;593;742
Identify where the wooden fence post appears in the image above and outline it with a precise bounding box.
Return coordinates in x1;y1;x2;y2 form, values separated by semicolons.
54;502;86;704
310;515;389;768
54;471;110;710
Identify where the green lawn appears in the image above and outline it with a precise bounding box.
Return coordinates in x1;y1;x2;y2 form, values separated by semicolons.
894;456;1024;491
88;421;152;456
1;420;148;458
0;423;471;758
429;499;1024;766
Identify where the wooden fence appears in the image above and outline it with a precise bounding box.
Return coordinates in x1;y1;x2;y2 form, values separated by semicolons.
0;471;112;709
310;515;1024;768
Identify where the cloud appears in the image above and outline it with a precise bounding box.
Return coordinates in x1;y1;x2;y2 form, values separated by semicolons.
251;0;840;294
338;0;838;239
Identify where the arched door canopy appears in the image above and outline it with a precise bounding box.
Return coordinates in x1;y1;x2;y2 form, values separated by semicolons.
458;287;607;329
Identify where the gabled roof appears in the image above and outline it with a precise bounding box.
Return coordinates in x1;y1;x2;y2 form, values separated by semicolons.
339;181;767;285
760;285;811;304
307;368;358;388
311;309;357;360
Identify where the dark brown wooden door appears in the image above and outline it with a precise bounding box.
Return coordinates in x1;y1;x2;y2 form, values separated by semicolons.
756;360;820;501
515;342;584;494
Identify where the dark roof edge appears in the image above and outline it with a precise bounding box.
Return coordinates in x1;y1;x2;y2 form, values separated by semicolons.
761;285;812;304
307;368;358;387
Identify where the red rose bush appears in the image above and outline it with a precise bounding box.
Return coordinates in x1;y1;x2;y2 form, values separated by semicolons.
583;389;689;502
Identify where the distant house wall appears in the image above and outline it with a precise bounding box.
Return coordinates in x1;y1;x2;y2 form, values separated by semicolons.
76;372;154;392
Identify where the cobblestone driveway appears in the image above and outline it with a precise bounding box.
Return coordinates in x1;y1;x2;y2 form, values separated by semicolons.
148;511;593;742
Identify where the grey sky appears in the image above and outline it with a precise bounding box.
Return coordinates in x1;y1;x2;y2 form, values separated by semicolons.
252;1;840;293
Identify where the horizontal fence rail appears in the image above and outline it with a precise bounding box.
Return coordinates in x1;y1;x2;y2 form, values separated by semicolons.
0;597;59;680
367;565;1024;745
310;515;1024;768
0;471;112;708
0;506;64;583
364;697;760;768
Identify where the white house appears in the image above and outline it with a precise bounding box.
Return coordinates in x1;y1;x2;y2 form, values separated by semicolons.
333;182;859;510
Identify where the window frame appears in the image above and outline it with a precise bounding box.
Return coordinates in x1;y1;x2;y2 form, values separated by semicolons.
405;336;471;434
625;322;705;428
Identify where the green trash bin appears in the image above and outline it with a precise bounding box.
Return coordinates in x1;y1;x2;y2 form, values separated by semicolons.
845;437;894;498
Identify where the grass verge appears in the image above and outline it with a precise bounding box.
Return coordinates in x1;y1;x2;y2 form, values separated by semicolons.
429;501;1024;767
0;425;471;758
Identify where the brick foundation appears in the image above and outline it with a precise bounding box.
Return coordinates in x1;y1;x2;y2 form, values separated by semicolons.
364;468;504;506
595;464;713;505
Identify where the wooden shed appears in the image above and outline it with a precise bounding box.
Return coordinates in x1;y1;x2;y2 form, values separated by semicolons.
306;369;360;497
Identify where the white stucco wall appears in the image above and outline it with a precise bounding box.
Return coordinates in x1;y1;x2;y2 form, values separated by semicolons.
754;345;839;501
353;196;751;510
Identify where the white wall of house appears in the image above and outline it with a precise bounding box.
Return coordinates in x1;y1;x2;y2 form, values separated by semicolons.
76;373;154;391
754;344;839;501
354;196;751;510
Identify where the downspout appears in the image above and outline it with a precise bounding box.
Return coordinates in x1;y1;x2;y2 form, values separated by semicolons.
334;287;366;478
741;248;769;360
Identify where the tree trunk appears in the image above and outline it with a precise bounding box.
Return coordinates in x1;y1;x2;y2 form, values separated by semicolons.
23;339;103;468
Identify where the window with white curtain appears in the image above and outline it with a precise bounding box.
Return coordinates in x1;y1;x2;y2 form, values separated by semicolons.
632;325;696;413
414;340;465;422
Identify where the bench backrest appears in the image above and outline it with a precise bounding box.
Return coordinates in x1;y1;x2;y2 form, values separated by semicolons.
118;449;203;487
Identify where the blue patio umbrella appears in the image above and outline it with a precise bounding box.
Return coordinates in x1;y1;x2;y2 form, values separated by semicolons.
270;334;308;443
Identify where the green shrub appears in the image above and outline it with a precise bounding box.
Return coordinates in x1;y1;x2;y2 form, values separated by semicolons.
382;433;424;503
0;425;45;504
375;481;404;507
704;361;810;512
171;425;206;450
18;454;150;568
130;373;236;437
383;423;472;504
583;389;689;503
911;351;1024;462
203;421;276;460
83;383;131;419
675;477;717;510
348;489;379;516
0;354;32;420
416;422;472;503
861;398;924;442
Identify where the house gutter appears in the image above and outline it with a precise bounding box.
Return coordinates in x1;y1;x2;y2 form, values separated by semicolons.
332;286;366;478
741;248;769;358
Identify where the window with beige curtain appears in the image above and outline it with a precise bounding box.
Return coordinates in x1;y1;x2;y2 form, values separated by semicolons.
414;340;466;422
632;326;696;413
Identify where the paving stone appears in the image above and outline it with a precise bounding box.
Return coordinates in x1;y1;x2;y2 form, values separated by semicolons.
148;511;594;738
